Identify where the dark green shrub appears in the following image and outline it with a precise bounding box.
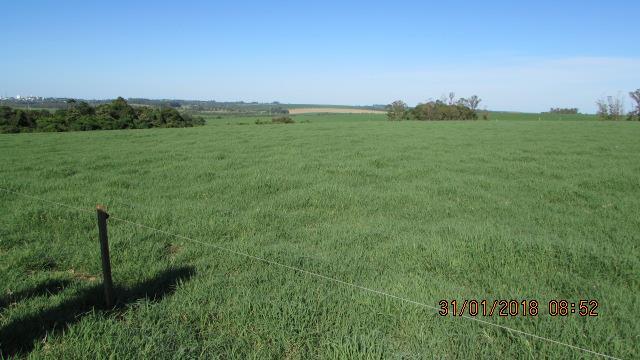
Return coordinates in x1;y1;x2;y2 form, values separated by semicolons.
410;101;477;121
0;106;48;133
36;114;68;132
271;116;295;124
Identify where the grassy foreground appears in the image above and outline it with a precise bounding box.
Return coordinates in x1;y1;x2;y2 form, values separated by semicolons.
1;115;638;358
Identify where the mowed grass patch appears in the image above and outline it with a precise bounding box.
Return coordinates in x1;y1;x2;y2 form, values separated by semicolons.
1;119;638;358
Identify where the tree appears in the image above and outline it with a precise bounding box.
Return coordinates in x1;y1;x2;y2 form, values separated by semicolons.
596;94;625;121
386;100;407;121
466;95;481;111
448;92;456;105
629;89;640;120
596;99;608;119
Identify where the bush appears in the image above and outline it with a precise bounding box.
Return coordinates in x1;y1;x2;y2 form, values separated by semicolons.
410;101;477;120
548;108;579;114
271;116;295;124
0;106;50;133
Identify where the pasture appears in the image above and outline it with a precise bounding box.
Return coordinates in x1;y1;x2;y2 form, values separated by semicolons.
287;108;385;115
1;114;638;358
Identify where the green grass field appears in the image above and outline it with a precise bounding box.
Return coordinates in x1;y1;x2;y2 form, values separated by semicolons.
486;112;598;121
1;114;638;358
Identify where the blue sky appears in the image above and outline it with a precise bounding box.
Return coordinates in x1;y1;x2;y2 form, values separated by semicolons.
2;0;639;112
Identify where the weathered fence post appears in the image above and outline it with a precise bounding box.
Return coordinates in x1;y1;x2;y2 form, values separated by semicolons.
96;205;114;308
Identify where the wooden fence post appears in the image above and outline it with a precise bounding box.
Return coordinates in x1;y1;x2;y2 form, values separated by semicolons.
96;205;114;308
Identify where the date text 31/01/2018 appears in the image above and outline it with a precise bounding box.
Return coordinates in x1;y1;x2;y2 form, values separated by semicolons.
438;300;599;317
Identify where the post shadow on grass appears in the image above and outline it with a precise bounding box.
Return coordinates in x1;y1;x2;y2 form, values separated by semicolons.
0;279;71;311
0;266;195;357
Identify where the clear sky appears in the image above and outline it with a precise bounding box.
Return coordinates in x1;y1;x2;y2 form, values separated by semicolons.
2;0;639;112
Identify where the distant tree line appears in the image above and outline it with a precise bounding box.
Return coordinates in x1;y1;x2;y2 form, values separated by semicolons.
0;97;205;133
0;97;294;116
386;93;481;121
547;108;579;114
